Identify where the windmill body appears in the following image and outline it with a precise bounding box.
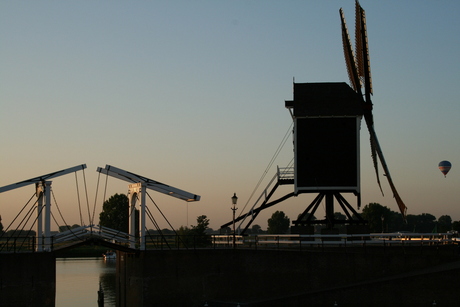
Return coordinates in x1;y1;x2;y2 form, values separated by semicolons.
286;82;368;233
286;82;364;195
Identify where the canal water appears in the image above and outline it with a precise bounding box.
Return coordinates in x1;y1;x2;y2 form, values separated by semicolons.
56;257;116;306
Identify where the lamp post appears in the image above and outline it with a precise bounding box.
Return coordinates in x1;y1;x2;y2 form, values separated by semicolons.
231;193;238;248
381;215;384;233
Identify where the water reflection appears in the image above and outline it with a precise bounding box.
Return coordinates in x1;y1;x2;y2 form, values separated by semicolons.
100;259;117;306
56;257;116;307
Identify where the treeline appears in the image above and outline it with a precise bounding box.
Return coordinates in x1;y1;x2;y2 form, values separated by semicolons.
360;202;458;233
0;229;37;237
3;199;455;239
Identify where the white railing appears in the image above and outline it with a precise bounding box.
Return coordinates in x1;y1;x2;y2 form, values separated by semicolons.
277;166;294;181
212;232;455;248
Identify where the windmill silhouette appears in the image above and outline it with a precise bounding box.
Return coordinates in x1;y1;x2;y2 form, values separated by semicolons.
220;1;407;236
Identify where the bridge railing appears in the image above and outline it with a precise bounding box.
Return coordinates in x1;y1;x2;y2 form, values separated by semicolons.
0;236;36;253
139;232;456;251
53;225;132;245
2;232;455;253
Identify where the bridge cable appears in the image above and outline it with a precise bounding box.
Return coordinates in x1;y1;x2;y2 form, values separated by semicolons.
49;211;82;241
74;172;84;226
51;188;73;231
0;192;36;239
49;197;83;241
12;199;37;237
95;172;110;223
144;205;170;249
82;168;92;227
91;171;102;226
145;191;189;249
2;200;40;251
237;121;294;219
48;180;89;242
103;172;109;204
20;207;44;248
144;204;172;249
133;193;171;249
16;205;42;251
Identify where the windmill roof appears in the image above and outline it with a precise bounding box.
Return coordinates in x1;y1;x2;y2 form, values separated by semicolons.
285;82;364;117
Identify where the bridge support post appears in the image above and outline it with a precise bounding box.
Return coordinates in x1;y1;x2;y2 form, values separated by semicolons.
138;183;146;250
128;183;147;250
43;181;52;251
128;185;137;249
36;184;44;252
36;181;52;251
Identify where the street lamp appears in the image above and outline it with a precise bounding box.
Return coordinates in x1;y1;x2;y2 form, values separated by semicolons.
381;215;384;233
231;193;238;248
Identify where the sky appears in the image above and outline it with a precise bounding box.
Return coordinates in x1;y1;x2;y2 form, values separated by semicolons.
1;1;459;232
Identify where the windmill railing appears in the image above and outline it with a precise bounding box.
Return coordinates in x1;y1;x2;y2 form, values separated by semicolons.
277;166;294;182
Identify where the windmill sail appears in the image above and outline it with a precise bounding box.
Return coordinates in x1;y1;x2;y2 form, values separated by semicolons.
340;8;361;93
341;4;383;196
355;2;373;96
341;1;407;220
367;120;408;218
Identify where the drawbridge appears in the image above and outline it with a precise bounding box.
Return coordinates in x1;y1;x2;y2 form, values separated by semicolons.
0;164;200;252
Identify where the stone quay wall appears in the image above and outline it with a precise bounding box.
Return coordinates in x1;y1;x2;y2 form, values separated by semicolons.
116;245;460;306
0;252;55;307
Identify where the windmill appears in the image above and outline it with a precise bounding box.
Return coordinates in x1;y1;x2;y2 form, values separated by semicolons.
340;1;407;220
220;2;407;235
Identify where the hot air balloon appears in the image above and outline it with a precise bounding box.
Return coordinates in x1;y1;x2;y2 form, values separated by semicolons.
438;160;452;177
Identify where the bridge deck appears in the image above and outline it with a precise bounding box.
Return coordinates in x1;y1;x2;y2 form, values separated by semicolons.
52;236;136;253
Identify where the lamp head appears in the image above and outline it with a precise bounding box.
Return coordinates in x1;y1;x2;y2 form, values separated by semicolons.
231;193;238;205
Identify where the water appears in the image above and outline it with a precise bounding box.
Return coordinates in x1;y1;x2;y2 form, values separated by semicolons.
56;257;116;306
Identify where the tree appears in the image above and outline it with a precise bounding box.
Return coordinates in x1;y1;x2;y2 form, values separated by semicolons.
416;213;436;233
190;215;211;247
437;215;452;233
361;203;392;233
192;215;210;233
177;225;192;247
220;226;231;234
251;224;262;234
405;214;418;232
452;221;460;232
267;211;290;234
99;194;129;233
177;215;211;247
5;229;36;237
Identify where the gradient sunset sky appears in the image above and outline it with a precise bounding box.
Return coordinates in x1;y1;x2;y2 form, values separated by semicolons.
1;1;459;231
